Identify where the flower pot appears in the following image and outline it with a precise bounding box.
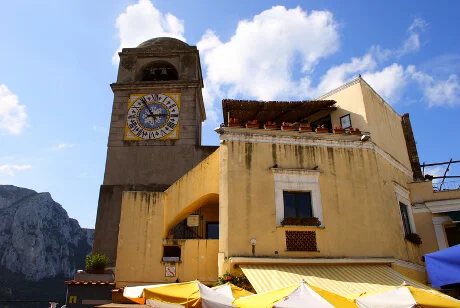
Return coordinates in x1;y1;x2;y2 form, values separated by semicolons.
264;124;278;130
281;126;296;131
228;123;241;128
245;123;259;129
350;130;361;135
315;127;329;133
167;234;174;239
333;128;345;134
299;126;312;132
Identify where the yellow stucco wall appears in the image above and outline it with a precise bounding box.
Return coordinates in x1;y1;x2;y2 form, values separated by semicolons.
319;79;411;171
219;134;421;274
410;181;460;256
409;181;460;203
116;149;220;287
359;81;411;170
413;211;439;255
116;191;219;286
323;80;369;132
164;149;220;236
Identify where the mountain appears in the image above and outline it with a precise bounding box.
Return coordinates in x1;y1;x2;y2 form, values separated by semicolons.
0;185;94;304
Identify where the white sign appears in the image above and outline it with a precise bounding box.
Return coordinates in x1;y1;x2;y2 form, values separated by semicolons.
187;215;200;227
165;265;176;277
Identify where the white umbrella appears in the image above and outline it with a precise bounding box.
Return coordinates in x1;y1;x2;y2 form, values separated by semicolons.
274;280;335;308
355;287;417;308
198;282;235;308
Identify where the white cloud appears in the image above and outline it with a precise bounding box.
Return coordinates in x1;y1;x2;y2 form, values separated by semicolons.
424;166;445;178
368;18;427;62
315;54;376;96
399;18;427;56
198;6;340;123
51;143;75;151
424;75;460;107
363;63;408;102
112;0;185;64
0;164;31;176
0;84;28;135
408;66;460;107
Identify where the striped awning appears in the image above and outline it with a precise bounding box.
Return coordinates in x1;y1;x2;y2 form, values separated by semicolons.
240;264;430;299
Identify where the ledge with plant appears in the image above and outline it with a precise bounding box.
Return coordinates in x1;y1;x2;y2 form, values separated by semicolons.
281;216;321;227
85;253;109;274
405;233;422;245
215;272;253;292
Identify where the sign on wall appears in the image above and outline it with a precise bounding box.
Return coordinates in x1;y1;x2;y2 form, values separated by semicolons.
187;215;200;227
165;265;176;277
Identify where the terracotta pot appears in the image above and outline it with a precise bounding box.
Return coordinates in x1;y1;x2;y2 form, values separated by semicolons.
350;130;361;135
245;123;259;129
333;129;345;134
228;123;241;127
299;126;312;132
281;126;296;131
264;124;278;130
315;128;329;133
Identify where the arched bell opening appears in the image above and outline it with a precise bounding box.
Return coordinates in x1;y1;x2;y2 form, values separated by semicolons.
166;194;219;240
138;60;178;81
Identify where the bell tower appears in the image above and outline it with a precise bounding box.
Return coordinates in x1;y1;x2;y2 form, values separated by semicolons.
93;37;217;265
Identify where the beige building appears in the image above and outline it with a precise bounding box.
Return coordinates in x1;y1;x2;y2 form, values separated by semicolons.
94;37;443;297
410;179;460;255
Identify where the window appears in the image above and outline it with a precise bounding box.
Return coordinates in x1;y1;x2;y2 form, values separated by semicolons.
445;225;460;247
206;222;219;239
399;202;412;236
271;168;323;226
394;184;416;237
163;246;181;262
283;191;313;218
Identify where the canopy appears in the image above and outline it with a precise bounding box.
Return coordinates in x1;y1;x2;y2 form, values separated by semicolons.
274;280;335;308
240;264;431;298
425;244;460;287
233;282;357;308
212;283;253;299
143;280;235;308
355;286;460;308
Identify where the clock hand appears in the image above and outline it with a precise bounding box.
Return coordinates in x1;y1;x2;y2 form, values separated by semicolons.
139;97;156;118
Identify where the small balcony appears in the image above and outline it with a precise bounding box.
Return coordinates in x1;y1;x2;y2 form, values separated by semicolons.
433;180;460;192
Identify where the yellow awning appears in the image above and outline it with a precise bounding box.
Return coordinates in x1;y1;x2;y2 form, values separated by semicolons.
240;264;431;299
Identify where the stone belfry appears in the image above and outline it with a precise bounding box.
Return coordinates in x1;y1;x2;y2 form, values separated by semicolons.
93;37;217;265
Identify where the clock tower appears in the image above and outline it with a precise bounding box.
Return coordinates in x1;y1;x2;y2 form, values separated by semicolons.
93;37;217;265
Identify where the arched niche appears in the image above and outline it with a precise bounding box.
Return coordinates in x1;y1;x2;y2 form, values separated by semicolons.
138;60;178;81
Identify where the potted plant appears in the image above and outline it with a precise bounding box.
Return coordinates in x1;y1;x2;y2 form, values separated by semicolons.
315;125;329;133
85;253;109;274
228;118;241;127
299;123;312;132
405;233;422;245
264;121;278;130
333;125;345;134
215;272;253;292
281;122;296;131
349;127;361;135
245;120;259;129
281;216;321;226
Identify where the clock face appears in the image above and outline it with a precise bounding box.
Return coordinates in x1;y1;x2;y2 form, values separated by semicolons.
124;93;181;140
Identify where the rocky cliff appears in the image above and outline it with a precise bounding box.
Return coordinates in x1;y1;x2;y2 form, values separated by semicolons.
0;185;93;301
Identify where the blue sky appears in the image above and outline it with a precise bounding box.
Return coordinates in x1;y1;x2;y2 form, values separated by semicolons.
0;0;459;228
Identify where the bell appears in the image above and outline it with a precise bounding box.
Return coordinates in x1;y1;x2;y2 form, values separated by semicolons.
161;67;167;75
149;68;156;75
